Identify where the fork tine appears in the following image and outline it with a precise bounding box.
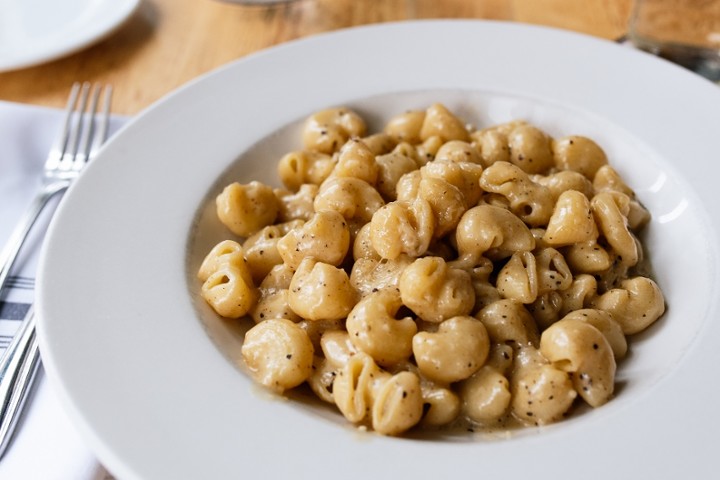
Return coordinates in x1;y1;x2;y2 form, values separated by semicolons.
90;85;113;160
74;84;103;169
60;82;91;169
45;82;82;171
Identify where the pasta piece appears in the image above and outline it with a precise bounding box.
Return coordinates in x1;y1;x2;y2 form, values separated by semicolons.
346;289;417;367
460;366;512;425
250;288;301;324
392;141;423;166
200;252;257;319
540;318;616;407
307;356;337;403
420;160;483;207
418;177;467;238
320;330;359;369
511;362;577;425
197;239;245;282
216;181;279;237
352;222;380;261
470;127;510;166
563;240;613;274
419;103;469;142
333;138;379;185
484;343;515;375
448;254;501;313
543;190;598;246
298;318;345;352
395;169;421;202
384;110;426;144
370;198;434;260
360;132;397;156
593;164;635;197
530;227;550;251
334;351;422;435
475;299;539;347
455;204;535;260
241;318;314;392
256;262;295;292
287;258;357;321
591;191;639;267
415;135;444;164
592;276;665;335
552;135;608;179
506;124;554;174
371;371;424;435
496;251;538;304
333;352;383;423
418;381;461;427
375;151;419;201
276;210;350;269
434;140;483;164
561;309;628;359
412;316;489;383
349;255;412;298
399;257;475;323
243;220;303;283
302;107;367;154
250;263;299;325
534;248;573;294
534;170;594;201
627;199;651;231
313;176;384;226
277;151;336;191
558;274;598;317
479;161;554;227
527;292;563;330
274;184;318;222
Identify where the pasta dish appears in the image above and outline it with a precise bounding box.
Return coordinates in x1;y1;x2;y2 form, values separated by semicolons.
196;103;665;436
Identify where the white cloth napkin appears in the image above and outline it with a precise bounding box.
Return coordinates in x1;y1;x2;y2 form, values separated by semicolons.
0;100;127;480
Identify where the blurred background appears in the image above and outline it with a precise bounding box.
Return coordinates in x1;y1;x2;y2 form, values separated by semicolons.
0;0;637;115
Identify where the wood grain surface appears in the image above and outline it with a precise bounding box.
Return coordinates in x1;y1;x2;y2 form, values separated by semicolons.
0;0;632;115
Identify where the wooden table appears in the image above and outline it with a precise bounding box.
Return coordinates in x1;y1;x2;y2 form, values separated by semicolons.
0;0;632;116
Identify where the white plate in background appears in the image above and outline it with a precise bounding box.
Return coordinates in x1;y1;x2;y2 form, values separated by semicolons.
0;0;139;72
36;21;720;480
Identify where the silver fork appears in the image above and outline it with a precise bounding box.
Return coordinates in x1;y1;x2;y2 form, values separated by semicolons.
0;82;112;459
0;82;111;292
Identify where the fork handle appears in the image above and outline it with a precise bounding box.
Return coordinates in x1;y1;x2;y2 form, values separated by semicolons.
0;185;67;295
0;307;40;459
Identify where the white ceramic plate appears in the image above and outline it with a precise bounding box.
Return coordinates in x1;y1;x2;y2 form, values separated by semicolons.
37;21;720;480
0;0;139;72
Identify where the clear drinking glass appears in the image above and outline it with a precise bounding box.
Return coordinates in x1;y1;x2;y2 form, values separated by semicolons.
628;0;720;82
